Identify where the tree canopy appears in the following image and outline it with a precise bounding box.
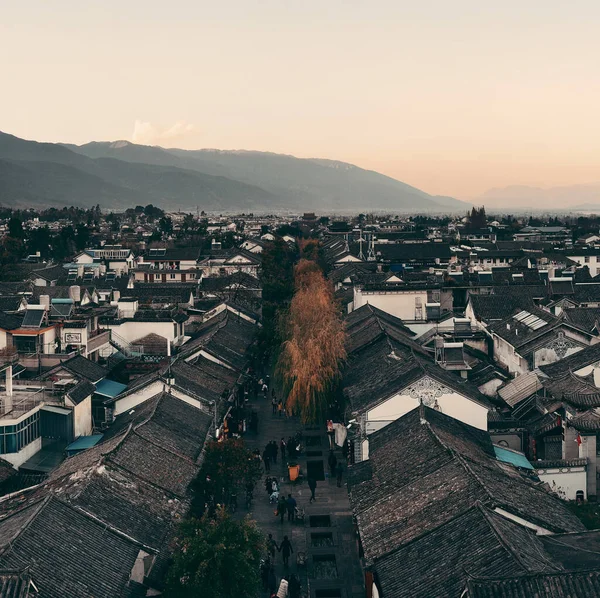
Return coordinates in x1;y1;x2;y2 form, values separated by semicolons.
165;509;264;598
276;258;346;423
189;439;262;517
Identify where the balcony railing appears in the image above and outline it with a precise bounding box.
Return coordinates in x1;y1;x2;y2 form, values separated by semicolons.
87;330;110;353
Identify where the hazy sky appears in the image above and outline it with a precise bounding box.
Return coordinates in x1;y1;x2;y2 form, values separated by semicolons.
1;1;599;198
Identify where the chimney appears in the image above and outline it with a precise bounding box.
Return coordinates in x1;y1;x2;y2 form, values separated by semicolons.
39;295;50;311
113;289;121;303
70;285;81;303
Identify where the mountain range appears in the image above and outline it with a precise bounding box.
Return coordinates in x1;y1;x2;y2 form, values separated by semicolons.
0;131;467;213
478;184;600;211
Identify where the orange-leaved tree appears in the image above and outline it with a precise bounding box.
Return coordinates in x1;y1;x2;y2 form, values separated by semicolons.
276;258;346;424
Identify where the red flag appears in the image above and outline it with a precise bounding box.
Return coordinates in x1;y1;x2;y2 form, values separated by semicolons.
577;433;582;446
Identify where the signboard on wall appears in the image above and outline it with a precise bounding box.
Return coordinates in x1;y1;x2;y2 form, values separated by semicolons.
64;333;82;343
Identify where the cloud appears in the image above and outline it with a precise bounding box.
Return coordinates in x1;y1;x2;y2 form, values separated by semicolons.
131;120;197;146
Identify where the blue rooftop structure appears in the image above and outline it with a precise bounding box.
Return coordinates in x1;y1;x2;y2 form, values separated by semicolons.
493;445;534;470
66;434;103;456
94;379;127;399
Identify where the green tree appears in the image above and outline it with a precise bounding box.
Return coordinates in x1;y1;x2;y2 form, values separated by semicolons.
259;237;297;355
159;216;173;236
8;217;25;239
190;439;261;516
165;509;264;598
75;223;91;251
181;213;196;234
467;206;487;229
27;226;52;258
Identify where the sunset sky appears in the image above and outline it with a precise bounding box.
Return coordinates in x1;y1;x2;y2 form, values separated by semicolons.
1;1;599;199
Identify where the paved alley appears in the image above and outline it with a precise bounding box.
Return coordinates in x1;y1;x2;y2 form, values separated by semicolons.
241;390;365;598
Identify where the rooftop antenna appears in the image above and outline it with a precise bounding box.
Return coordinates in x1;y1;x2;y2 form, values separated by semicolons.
367;233;376;261
358;232;366;261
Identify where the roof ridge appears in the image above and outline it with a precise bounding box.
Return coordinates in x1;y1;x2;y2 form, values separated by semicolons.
455;454;496;504
0;495;50;559
478;504;561;573
63;499;159;553
131;391;165;432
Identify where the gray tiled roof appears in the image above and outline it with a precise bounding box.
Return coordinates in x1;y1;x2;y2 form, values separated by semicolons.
349;406;585;565
373;505;560;598
466;571;600;598
48;354;108;383
66;380;96;405
0;497;143;598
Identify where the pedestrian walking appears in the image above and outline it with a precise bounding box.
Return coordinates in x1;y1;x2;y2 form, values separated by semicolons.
336;462;344;487
262;383;268;398
277;495;287;523
263;449;271;473
287;494;297;522
279;536;293;567
280;438;287;460
308;476;317;503
287;436;296;459
272;395;278;415
328;450;337;477
278;399;284;417
267;533;279;560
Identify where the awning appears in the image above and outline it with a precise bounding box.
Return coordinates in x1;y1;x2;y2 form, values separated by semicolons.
493;445;534;470
66;434;103;455
94;378;127;399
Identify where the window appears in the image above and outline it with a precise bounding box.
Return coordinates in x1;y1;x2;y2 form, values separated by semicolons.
0;412;40;454
497;440;509;447
170;273;176;279
585;256;590;263
14;336;38;354
154;274;160;281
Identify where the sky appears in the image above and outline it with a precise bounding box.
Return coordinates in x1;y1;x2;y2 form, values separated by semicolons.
1;1;599;199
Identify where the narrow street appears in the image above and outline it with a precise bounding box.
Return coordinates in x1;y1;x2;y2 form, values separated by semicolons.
242;388;365;598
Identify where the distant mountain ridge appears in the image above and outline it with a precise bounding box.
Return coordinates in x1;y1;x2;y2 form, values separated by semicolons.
0;131;467;212
479;183;600;210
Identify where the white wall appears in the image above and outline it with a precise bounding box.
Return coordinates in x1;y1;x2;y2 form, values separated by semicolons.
2;436;42;468
353;288;429;321
536;468;587;500
493;334;529;375
367;386;487;432
358;382;489;460
113;380;164;417
570;255;600;277
73;396;92;437
534;345;583;368
107;321;181;345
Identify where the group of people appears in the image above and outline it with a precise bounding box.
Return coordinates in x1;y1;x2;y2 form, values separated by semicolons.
271;390;285;416
262;439;283;472
261;535;301;596
275;493;298;523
